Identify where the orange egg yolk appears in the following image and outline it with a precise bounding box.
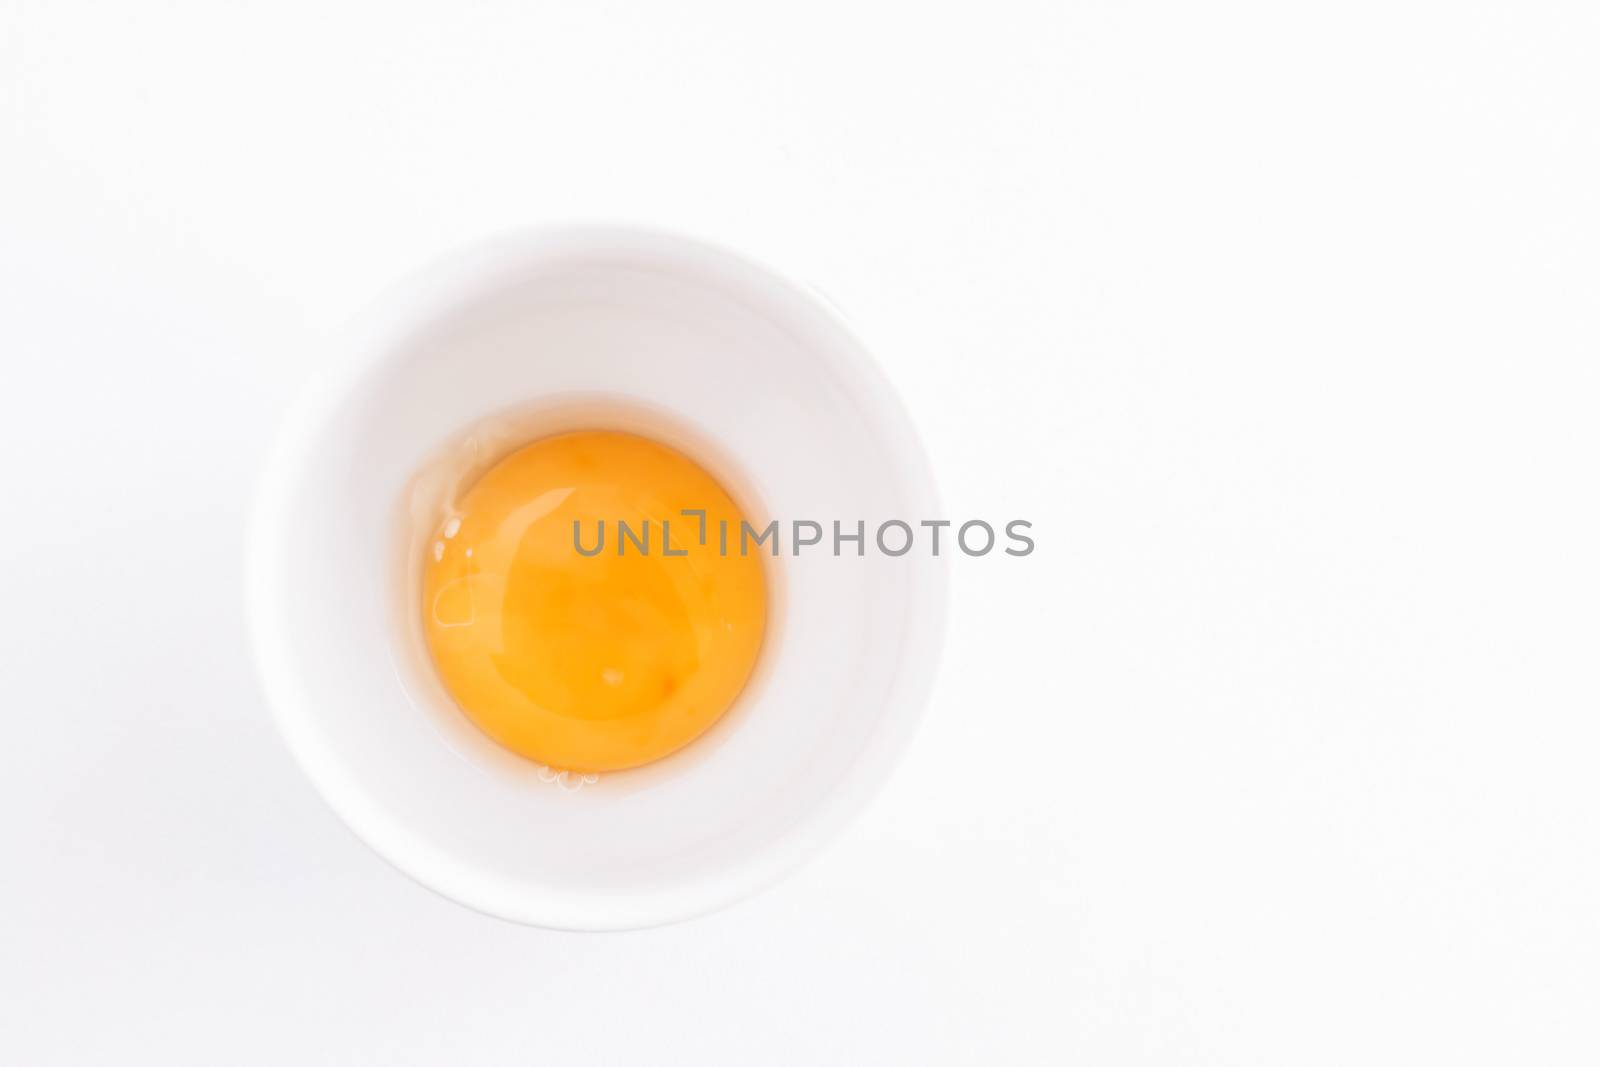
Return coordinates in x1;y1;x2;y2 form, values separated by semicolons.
421;430;767;773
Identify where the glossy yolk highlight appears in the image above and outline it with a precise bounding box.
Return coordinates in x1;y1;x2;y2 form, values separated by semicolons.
421;430;766;773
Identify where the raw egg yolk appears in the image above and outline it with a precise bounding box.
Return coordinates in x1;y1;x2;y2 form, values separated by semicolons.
421;430;767;773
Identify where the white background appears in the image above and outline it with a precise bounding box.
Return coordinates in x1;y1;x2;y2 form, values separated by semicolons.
3;1;1598;1062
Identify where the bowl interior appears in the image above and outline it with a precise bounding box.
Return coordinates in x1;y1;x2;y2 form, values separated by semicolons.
250;230;945;928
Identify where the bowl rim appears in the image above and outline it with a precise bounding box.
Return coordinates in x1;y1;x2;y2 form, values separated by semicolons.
245;223;948;930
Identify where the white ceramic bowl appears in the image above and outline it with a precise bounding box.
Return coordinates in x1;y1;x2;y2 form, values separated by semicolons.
247;226;946;930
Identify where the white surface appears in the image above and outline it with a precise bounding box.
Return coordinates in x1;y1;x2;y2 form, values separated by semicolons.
249;227;946;929
2;0;1597;1062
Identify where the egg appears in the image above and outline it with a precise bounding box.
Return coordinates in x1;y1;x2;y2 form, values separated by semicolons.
421;430;767;773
